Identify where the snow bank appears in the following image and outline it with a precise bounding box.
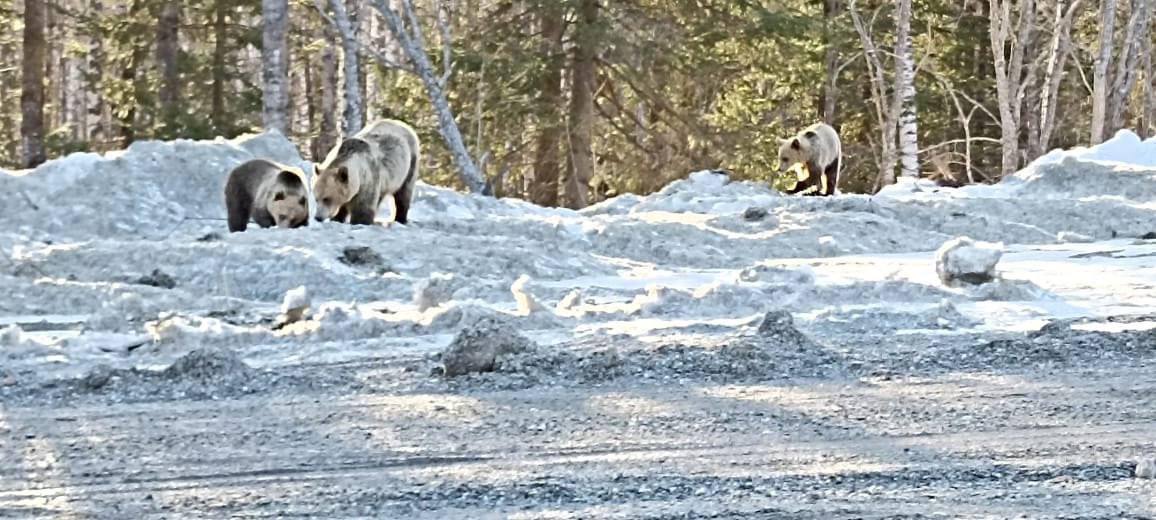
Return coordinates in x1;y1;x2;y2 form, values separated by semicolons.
2;130;1155;381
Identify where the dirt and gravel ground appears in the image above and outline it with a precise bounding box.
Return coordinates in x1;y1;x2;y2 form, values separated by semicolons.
4;316;1156;519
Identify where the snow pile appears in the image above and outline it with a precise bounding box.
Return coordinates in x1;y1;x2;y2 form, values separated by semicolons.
935;237;1004;286
1;130;1155;382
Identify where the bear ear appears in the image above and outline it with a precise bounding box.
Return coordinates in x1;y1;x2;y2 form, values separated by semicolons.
336;138;369;160
790;138;802;150
336;166;349;184
276;170;303;188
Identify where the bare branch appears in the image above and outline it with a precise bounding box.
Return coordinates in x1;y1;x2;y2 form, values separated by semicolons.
315;0;412;72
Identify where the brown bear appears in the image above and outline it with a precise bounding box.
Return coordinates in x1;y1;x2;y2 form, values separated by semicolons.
313;119;421;225
224;159;310;232
777;122;842;196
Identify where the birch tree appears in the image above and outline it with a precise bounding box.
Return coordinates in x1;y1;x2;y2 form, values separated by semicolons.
1106;0;1151;133
21;0;47;168
339;0;364;134
1090;0;1117;144
1033;0;1083;158
894;0;919;178
989;0;1036;177
261;0;290;133
319;0;486;193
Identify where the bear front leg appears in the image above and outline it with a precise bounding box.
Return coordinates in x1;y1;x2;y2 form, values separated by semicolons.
252;209;276;228
333;205;350;223
226;199;252;232
348;206;377;226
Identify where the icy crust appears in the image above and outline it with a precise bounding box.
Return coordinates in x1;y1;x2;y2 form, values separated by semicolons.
2;131;1156;379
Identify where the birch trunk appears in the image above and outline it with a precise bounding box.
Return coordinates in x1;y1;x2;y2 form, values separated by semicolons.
361;0;487;193
315;36;339;159
21;0;47;167
895;0;919;178
340;0;364;134
1037;0;1082;156
1090;0;1117;144
261;0;290;133
564;0;598;209
1106;0;1151;134
989;0;1034;177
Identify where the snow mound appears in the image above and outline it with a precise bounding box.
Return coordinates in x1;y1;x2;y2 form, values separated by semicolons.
3;130;1156;382
936;237;1003;286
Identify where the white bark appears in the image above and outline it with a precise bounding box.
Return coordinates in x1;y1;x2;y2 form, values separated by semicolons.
1038;0;1083;156
346;0;486;193
261;0;290;133
895;0;919;178
989;0;1035;177
1107;0;1151;133
1090;0;1117;144
336;0;364;134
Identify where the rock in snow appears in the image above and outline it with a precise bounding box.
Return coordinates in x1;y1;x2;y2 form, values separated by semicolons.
441;318;534;377
935;236;1004;287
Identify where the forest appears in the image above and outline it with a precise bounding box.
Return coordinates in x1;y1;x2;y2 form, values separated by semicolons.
2;0;1152;206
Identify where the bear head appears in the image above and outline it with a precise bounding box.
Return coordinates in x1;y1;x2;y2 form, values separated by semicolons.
268;170;310;228
313;138;369;222
777;130;818;172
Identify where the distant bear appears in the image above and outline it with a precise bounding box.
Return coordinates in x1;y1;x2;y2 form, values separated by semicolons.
777;122;842;196
224;159;310;232
313;119;421;225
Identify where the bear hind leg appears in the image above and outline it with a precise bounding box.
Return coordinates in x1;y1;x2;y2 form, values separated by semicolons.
392;185;414;224
822;157;840;196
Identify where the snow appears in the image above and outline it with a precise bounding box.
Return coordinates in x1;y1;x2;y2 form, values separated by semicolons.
3;130;1156;380
934;236;1003;286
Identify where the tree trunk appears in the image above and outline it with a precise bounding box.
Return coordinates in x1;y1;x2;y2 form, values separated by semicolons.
528;3;565;207
21;0;47;168
895;0;919;178
211;0;228;133
1037;0;1082;156
1145;15;1156;138
340;0;364;134
989;0;1033;177
316;36;339;159
156;0;181;136
88;0;107;144
261;0;290;133
1091;0;1118;144
564;0;598;209
821;0;841;125
1106;0;1151;134
364;0;486;193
